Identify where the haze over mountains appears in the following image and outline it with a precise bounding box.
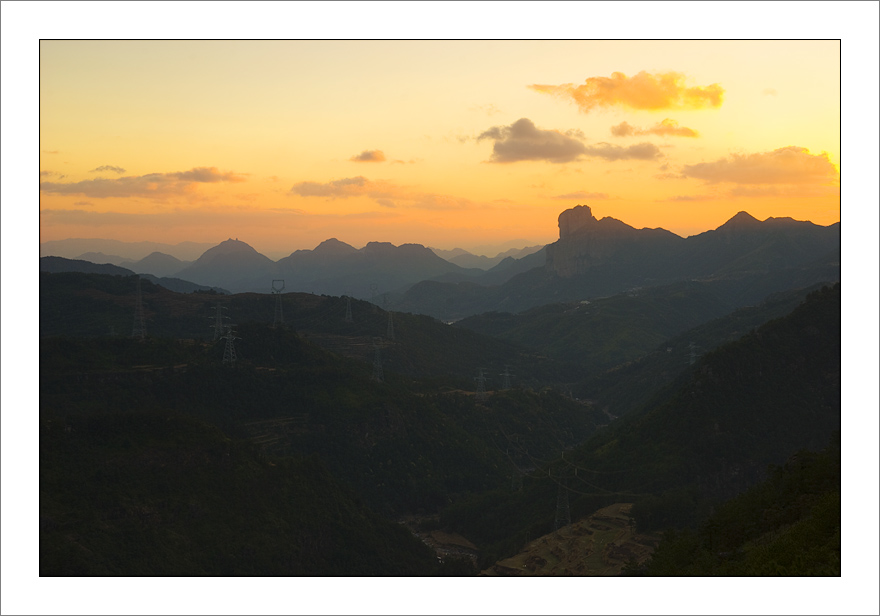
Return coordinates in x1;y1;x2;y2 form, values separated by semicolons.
40;205;840;320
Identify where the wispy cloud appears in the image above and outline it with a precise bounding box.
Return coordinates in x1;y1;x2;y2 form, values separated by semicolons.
611;119;698;138
681;146;839;185
529;71;724;112
290;176;473;210
39;166;246;199
89;165;126;174
583;142;663;161
762;88;778;97
350;150;386;163
40;170;66;180
551;191;610;200
477;118;587;163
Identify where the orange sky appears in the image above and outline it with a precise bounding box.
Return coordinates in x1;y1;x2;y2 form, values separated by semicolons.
35;36;843;258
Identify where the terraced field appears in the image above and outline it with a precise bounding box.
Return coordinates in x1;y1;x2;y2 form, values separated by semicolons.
481;503;659;576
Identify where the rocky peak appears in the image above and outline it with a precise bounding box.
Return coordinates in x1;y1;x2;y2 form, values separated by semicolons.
558;205;598;239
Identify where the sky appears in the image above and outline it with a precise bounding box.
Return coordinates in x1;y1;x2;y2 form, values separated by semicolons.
6;2;880;615
36;37;843;258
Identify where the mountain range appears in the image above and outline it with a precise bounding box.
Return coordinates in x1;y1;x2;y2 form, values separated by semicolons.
40;206;839;321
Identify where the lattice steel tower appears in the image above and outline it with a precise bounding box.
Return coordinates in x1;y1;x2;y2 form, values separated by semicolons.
386;311;395;341
209;302;229;341
131;277;146;339
272;280;285;328
344;295;353;323
222;326;240;365
475;368;488;401
500;366;513;390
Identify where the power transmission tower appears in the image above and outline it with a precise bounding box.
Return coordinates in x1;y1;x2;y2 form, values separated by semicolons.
500;366;513;390
209;302;229;341
386;311;395;341
131;277;146;339
371;339;384;383
222;326;240;365
475;368;488;401
344;295;353;323
271;280;285;328
555;475;571;532
688;341;700;365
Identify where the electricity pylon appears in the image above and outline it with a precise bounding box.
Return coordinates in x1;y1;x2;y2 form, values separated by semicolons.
222;326;240;365
475;368;488;401
500;366;513;390
344;295;353;323
386;311;395;341
209;302;229;341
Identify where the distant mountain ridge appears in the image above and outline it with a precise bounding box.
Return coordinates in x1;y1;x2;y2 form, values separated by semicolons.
39;257;229;295
48;205;839;315
395;206;839;320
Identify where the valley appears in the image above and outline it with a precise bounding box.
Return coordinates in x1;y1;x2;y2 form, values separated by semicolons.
37;206;841;578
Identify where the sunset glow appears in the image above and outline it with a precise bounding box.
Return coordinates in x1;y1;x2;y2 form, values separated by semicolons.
38;38;840;258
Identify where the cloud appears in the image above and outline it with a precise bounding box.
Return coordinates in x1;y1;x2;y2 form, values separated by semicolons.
290;176;369;197
89;165;126;174
477;117;588;163
611;118;698;138
290;176;472;210
529;71;724;112
551;191;610;200
762;88;778;96
663;194;717;202
40;170;65;180
681;146;839;185
350;150;386;163
39;166;246;199
583;142;663;161
73;201;93;206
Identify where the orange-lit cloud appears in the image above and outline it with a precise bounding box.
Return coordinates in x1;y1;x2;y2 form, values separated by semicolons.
529;71;724;112
40;170;66;180
290;176;473;210
350;150;386;162
681;146;839;185
611;118;698;138
89;165;126;174
39;167;245;199
583;142;662;161
477;118;587;163
551;191;610;200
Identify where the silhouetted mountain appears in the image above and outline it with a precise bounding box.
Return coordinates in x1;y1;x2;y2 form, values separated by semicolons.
129;251;190;278
174;238;280;293
40;256;136;277
439;246;543;270
41;238;215;261
275;240;481;299
394;206;839;320
74;251;127;265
